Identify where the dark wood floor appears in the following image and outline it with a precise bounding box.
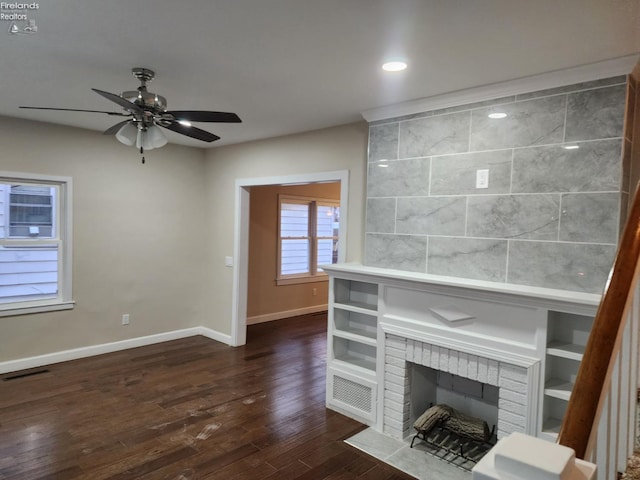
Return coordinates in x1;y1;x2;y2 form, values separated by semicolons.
0;313;414;480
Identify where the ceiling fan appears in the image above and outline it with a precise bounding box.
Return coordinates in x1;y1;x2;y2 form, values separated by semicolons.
19;67;241;162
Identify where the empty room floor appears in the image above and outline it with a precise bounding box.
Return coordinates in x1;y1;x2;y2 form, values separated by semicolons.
0;313;415;480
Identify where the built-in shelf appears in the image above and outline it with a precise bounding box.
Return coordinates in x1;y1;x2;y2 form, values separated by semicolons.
327;276;380;425
546;341;585;361
333;329;377;347
541;395;568;439
334;308;377;342
542;416;562;434
333;336;377;370
544;378;574;401
334;301;377;314
541;311;593;436
334;279;378;311
332;356;377;374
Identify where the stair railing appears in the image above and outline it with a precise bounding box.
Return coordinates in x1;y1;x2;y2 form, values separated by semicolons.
558;186;640;478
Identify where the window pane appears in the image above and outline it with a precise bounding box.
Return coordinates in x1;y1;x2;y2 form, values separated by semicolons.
317;204;339;271
317;205;339;237
280;203;309;237
0;245;58;303
317;239;334;269
7;184;55;238
281;239;310;275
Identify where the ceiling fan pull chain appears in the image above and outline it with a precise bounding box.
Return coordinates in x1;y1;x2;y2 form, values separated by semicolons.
140;146;145;164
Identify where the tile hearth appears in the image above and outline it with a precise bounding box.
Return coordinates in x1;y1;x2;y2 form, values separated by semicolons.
346;428;469;480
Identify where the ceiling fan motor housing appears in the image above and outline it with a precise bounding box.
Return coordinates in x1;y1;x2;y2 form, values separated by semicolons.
121;90;167;111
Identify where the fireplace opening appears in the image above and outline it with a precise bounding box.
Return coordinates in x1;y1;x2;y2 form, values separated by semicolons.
408;363;499;470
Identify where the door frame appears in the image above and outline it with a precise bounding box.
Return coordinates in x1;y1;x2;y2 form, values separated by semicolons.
231;170;349;346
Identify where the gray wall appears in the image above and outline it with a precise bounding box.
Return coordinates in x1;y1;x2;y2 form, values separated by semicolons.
364;76;628;293
0;116;209;363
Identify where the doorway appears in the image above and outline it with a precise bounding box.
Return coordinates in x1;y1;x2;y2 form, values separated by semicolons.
231;170;349;346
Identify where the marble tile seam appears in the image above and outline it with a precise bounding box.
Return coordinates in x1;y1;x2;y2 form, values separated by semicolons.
367;190;622;200
370;135;624;163
365;232;618;247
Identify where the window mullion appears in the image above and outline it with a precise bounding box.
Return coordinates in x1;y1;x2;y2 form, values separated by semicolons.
309;201;318;275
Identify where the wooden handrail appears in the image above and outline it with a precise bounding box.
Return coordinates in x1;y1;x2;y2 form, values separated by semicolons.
557;186;640;458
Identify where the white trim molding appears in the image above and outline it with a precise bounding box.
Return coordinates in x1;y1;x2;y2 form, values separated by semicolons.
380;318;539;369
0;326;232;374
361;54;639;123
247;304;327;325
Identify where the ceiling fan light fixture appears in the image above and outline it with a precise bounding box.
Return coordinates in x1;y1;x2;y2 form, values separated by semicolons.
115;122;138;146
146;125;168;148
134;126;167;151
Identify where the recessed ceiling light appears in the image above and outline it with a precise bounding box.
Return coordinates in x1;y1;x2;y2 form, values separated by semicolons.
563;145;579;150
488;112;507;119
382;61;407;72
178;120;192;127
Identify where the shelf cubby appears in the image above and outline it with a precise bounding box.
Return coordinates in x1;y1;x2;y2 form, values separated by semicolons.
333;336;377;373
541;395;567;439
334;279;378;311
334;308;377;342
546;312;593;361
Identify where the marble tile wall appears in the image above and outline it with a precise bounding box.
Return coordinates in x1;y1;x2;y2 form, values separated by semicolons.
364;76;629;293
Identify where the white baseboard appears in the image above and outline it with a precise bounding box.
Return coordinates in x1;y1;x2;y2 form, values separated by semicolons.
247;304;328;325
0;326;232;374
197;326;232;345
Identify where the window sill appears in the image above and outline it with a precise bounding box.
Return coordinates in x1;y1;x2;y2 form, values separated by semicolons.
0;300;75;317
276;275;329;286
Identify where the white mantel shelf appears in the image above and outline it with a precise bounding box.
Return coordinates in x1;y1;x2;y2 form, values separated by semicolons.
322;263;601;316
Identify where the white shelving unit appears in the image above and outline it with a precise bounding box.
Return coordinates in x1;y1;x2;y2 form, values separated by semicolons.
326;276;380;425
540;311;594;440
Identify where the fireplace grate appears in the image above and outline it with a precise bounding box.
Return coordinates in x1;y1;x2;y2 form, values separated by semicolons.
410;424;496;472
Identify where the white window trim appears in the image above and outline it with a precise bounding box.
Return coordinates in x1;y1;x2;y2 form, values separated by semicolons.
0;171;74;316
277;194;339;286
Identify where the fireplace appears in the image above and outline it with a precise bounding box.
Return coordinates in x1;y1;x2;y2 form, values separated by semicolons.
409;365;499;432
323;264;600;469
382;334;537;441
407;364;499;469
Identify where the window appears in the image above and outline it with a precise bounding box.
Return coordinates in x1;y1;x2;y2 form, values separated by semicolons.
0;173;73;315
277;195;339;285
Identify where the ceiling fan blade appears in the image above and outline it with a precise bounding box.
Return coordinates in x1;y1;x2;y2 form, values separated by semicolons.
167;111;241;123
162;122;220;142
91;88;144;114
19;106;131;116
103;120;131;135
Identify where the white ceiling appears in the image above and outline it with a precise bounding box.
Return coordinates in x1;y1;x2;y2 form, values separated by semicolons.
2;0;639;148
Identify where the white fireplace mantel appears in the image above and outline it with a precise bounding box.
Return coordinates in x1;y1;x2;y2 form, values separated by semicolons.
323;263;601;314
323;263;600;443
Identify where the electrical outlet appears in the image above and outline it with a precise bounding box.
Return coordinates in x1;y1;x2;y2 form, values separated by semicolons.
476;169;489;189
122;314;130;325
